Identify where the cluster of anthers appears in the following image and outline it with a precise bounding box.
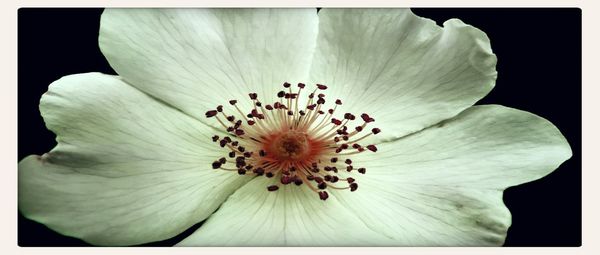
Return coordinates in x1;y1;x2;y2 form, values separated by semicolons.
206;83;380;201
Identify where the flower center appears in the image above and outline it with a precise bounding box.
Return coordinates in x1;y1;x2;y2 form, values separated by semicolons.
206;82;380;200
270;131;311;160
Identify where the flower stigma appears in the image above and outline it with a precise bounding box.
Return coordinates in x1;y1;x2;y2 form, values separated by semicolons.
206;83;380;200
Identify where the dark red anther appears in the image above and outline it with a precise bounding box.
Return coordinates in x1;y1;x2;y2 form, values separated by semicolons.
219;140;227;147
234;120;242;129
265;104;274;110
335;148;342;153
346;165;353;171
235;156;245;163
317;97;326;104
318;110;325;114
259;150;266;157
340;144;349;150
334;137;340;143
331;118;342;125
345;159;353;165
287;110;294;116
347;177;355;183
250;109;259;117
344;113;355;120
216;105;223;112
358;147;365;152
212;135;219;142
309;93;315;98
318;93;325;98
229;100;237;105
226;115;235;122
352;143;361;149
324;175;332;182
219;157;226;164
254;167;265;175
243;152;252;158
298;83;305;88
318;182;327;190
328;109;334;114
231;141;239;146
266;172;274;178
245;165;253;170
299;110;306;116
316;84;328;90
267;185;279;191
236;161;246;168
355;126;363;132
366;145;378;152
335;99;342;105
281;175;292;185
235;129;245;136
257;114;265;119
331;176;339;183
255;102;262;107
247;120;255;126
314;176;324;183
330;157;338;163
284;93;291;99
277;91;285;98
372;128;381;134
360;113;375;123
249;93;258;100
226;127;234;132
307;175;315;181
350;183;358;192
205;110;218;118
342;136;349;141
307;104;316;110
238;169;247;175
283;82;291;88
319;191;329;200
212;161;222;169
324;166;331;171
331;166;338;173
358;168;366;174
228;151;236;158
294;178;303;186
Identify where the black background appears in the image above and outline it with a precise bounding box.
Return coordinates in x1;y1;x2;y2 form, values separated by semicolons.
18;8;582;247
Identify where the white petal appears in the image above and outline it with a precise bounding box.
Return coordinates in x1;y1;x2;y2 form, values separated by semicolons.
331;105;571;246
176;177;393;246
99;9;318;124
310;9;497;142
18;73;250;246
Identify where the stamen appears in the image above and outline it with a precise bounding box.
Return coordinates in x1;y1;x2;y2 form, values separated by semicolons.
205;83;381;201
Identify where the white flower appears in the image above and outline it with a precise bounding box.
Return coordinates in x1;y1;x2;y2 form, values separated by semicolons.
18;8;572;246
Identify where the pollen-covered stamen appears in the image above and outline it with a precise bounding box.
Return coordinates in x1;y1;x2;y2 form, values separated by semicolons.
205;83;381;200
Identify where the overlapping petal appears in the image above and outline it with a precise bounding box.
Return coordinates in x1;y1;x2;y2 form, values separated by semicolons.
18;73;250;246
176;177;393;246
99;8;319;124
329;105;571;246
310;9;497;142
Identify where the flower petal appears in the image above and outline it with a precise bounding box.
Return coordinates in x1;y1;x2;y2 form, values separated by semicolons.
18;73;250;246
176;177;393;246
331;105;571;246
99;9;318;124
310;9;497;142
